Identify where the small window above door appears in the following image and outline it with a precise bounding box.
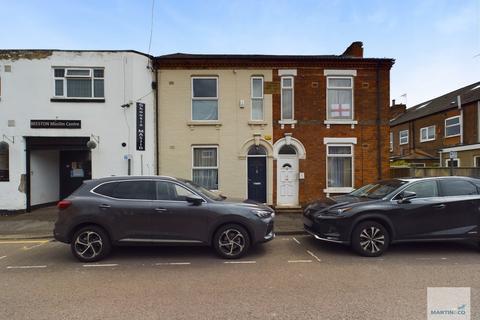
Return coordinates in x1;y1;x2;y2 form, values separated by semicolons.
278;145;297;155
248;145;267;156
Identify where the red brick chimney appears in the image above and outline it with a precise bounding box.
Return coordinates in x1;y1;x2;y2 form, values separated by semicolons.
390;99;407;119
342;41;363;58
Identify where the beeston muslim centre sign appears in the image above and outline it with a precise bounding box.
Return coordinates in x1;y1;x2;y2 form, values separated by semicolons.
30;120;81;129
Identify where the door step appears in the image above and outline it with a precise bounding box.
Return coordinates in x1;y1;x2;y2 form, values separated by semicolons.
274;206;303;214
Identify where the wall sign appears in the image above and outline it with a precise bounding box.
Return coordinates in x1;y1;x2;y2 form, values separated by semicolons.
30;120;81;129
136;102;146;151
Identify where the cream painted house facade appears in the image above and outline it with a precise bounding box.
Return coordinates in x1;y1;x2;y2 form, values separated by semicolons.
157;66;274;204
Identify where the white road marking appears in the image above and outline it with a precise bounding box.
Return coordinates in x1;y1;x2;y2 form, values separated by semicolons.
288;260;312;263
7;265;47;269
415;258;432;261
306;250;322;262
0;256;6;260
23;241;50;250
155;262;191;266
223;261;256;264
82;263;118;268
441;257;448;260
280;238;291;241
292;237;301;245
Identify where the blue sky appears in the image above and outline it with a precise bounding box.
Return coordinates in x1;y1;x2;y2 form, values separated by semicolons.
1;0;479;106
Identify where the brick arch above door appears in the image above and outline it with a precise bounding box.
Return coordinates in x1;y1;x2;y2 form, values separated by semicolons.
273;136;306;160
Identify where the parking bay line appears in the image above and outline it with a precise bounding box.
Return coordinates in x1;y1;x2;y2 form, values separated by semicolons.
0;256;6;260
7;265;47;269
288;260;313;263
306;250;322;262
292;237;301;245
83;263;119;268
223;261;256;264
155;262;191;266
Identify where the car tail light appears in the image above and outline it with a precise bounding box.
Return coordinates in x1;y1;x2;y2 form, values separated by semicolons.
57;200;72;210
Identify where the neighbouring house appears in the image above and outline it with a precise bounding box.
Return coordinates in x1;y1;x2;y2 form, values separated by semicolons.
390;82;480;168
154;42;394;208
0;50;156;212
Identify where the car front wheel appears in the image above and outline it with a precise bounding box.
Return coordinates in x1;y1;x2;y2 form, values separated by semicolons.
71;225;111;262
213;224;250;259
352;221;389;257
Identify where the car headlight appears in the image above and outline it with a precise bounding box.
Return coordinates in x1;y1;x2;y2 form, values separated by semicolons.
336;207;352;215
252;209;274;218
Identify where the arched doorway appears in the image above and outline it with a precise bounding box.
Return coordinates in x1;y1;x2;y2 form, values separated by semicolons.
247;145;267;203
277;144;299;206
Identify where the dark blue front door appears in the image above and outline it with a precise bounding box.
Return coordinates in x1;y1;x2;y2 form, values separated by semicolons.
248;156;267;203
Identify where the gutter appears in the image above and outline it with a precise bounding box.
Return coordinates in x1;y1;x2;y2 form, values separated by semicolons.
154;68;160;175
376;62;382;179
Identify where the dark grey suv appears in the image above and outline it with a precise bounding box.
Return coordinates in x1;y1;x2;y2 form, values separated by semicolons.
54;176;275;262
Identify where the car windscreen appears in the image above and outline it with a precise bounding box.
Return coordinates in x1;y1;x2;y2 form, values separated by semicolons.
349;179;408;199
178;179;224;201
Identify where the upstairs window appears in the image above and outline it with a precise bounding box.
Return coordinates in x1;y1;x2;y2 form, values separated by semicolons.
327;77;353;120
251;77;264;121
420;125;435;142
192;77;218;121
445;116;461;137
389;132;393;151
281;76;294;121
0;142;9;182
53;68;104;98
399;130;409;145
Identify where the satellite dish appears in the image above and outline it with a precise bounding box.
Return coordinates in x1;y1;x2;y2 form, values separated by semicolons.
86;140;97;150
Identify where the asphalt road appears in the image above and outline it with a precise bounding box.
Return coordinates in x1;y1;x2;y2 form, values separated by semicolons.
1;236;479;320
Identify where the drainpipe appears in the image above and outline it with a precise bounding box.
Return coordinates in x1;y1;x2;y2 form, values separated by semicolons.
457;95;463;145
154;67;160;175
376;62;382;180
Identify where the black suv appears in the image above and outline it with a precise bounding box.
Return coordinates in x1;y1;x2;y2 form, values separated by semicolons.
54;176;275;262
304;176;480;256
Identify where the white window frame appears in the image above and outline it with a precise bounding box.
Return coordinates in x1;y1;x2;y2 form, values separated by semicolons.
445;158;460;167
191;145;219;190
325;143;354;193
444;116;461;138
326;76;354;121
420;125;436;142
280;76;294;121
389;132;393;151
399;130;409;145
52;67;104;99
191;77;219;122
250;76;264;121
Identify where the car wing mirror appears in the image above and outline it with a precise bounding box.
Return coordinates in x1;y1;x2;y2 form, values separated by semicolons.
186;195;203;206
397;191;416;203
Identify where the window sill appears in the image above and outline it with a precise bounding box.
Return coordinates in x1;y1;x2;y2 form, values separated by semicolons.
187;121;222;130
324;120;357;129
444;134;461;139
50;98;105;103
248;121;268;126
324;187;354;194
420;139;435;143
278;120;297;129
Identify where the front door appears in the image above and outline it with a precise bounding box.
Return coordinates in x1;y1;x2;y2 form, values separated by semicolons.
277;156;299;206
60;150;92;199
248;156;267;203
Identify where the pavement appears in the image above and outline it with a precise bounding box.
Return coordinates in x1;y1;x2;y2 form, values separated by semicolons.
0;206;305;240
0;235;479;319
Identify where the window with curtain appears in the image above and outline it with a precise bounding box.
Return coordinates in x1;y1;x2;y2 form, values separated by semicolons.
251;77;264;121
327;145;353;188
192;147;218;190
327;77;353;120
0;143;9;182
281;77;293;120
53;68;104;98
192;77;218;121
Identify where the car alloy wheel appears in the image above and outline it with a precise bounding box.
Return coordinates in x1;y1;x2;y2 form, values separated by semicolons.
74;231;103;260
218;229;245;256
352;221;390;257
213;224;250;259
71;225;111;262
359;226;385;254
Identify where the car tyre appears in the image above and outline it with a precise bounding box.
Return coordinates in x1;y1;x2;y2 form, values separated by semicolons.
213;224;250;259
352;221;389;257
71;225;112;262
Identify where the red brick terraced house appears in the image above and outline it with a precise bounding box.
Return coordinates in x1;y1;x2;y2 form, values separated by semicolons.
390;82;480;168
154;42;394;210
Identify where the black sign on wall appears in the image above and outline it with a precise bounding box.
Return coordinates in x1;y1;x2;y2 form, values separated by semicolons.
136;102;146;151
31;120;81;129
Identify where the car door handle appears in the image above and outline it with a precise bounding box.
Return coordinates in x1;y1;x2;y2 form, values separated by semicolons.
99;204;111;209
155;208;168;212
432;204;446;209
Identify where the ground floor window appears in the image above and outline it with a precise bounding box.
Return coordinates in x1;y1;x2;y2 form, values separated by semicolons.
0;142;9;181
327;144;353;188
445;158;460;167
192;146;218;190
474;156;480;167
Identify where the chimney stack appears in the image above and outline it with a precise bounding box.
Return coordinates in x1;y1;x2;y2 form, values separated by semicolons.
342;41;364;58
390;99;407;119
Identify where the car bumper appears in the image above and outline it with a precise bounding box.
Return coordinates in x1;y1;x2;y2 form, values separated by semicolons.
53;222;69;243
253;218;275;244
303;216;350;244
